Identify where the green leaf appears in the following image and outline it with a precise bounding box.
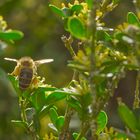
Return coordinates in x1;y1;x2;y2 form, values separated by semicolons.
30;87;46;111
67;96;82;114
11;120;28;130
33;114;40;133
118;101;138;132
96;111;108;135
86;0;93;9
8;75;21;94
127;12;140;27
71;4;83;13
68;17;86;40
72;132;87;140
49;108;58;126
45;90;67;104
113;0;120;5
101;61;121;75
39;105;52;119
68;60;89;71
96;30;112;41
0;30;24;41
55;116;65;131
49;4;65;17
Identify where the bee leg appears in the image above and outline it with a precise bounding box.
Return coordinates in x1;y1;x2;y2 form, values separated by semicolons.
11;66;20;76
32;76;39;87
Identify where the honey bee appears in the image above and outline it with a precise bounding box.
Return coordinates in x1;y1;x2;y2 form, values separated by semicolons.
4;56;53;90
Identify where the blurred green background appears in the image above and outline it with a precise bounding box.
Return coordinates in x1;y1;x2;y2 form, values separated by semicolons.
0;0;136;139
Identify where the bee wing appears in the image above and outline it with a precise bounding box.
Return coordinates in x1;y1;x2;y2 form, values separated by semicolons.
35;59;54;66
4;57;18;62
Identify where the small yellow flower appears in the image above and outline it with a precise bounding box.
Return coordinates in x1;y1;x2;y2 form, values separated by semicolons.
61;3;65;8
74;0;79;5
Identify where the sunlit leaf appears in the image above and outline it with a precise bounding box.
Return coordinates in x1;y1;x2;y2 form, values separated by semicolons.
45;90;67;104
71;4;83;13
127;12;140;27
118;101;138;132
55;116;65;131
48;123;58;133
30;87;46;111
39;105;52;119
49;4;66;17
68;17;86;40
49;108;58;125
96;111;108;135
0;30;24;41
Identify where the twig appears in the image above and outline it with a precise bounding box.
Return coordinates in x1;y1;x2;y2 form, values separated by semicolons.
60;35;76;140
88;0;99;139
59;106;74;140
61;35;76;57
133;71;140;109
19;96;38;140
76;121;89;140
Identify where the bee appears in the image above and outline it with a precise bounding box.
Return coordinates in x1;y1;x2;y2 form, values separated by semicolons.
4;56;53;90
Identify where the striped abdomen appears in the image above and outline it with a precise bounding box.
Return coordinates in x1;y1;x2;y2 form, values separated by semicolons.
19;68;33;90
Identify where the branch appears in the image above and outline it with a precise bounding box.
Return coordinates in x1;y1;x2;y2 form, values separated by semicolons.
59;106;74;140
61;35;76;57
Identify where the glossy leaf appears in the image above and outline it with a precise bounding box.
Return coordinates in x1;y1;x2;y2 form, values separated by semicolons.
118;102;138;132
127;12;140;27
55;116;65;131
71;4;83;13
0;30;23;41
39;105;52;119
30;87;46;111
68;17;86;40
96;111;108;135
45;90;67;104
49;108;58;125
48;123;58;133
49;4;65;17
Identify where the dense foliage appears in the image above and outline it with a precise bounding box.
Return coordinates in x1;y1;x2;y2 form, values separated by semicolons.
1;0;140;140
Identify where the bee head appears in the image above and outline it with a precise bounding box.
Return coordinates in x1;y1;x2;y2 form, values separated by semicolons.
19;57;34;67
